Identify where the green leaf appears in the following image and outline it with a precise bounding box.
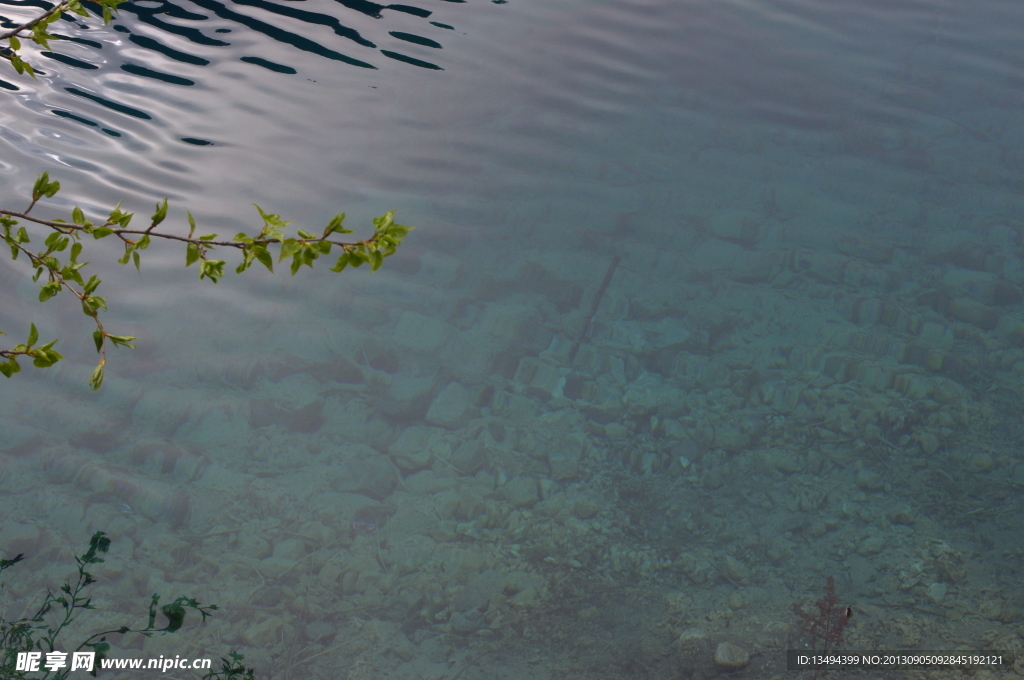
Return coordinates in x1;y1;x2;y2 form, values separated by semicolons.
133;250;141;272
187;211;197;239
386;223;413;239
199;260;225;283
297;229;315;239
27;323;38;347
9;36;21;52
253;204;292;231
185;242;200;267
84;295;107;312
0;358;20;378
93;330;103;352
324;212;351;236
91;227;114;239
89;362;105;391
39;282;61;302
108;335;136;348
369;249;384;271
151;198;168;228
161;601;186;632
31;23;52;50
137;234;151;250
69;0;90;17
32;347;63;368
254;246;273;273
72;206;86;226
333;250;354;272
70;242;82;263
83;275;100;295
373;210;395;232
278;238;300;262
235;248;254;274
32;173;51;200
198;234;218;241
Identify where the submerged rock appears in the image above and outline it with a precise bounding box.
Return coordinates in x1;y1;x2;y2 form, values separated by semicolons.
714;641;750;670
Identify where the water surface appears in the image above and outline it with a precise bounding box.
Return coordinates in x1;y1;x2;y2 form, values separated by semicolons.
2;0;1023;677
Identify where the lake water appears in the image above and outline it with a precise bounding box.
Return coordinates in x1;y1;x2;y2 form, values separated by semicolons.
2;0;1024;676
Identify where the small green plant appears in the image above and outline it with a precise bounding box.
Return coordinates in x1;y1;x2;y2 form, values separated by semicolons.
0;532;255;679
0;174;413;389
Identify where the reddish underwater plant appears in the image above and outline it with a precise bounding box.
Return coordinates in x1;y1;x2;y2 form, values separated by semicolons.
793;576;850;677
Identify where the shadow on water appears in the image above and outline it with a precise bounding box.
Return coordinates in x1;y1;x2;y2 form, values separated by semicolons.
0;0;463;138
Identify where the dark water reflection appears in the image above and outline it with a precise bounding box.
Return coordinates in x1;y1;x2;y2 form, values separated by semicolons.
1;0;456;142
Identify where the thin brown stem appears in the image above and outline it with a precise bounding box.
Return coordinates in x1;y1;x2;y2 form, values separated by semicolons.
0;208;377;250
0;1;71;41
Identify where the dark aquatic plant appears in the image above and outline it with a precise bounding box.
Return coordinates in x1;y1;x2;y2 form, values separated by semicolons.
0;174;412;389
792;575;850;678
1;532;254;679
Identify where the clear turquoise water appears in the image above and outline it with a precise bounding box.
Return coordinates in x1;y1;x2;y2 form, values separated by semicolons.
2;0;1024;676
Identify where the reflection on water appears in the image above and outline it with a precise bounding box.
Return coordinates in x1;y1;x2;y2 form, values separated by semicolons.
2;0;1024;677
1;0;454;149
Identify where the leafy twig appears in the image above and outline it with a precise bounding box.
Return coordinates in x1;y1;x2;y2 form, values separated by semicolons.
0;174;412;389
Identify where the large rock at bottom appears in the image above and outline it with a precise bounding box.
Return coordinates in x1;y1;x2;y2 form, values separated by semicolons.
426;382;471;428
714;641;750;671
332;451;397;500
500;476;539;508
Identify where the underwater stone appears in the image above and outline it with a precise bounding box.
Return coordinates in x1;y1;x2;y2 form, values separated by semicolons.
403;470;459;495
393;311;453;352
0;423;42;455
426;382;471;428
603;422;629;441
477;303;548;349
916;322;954;351
916;432;940;455
272;538;306;562
855;468;884;491
714;641;750;670
451;610;483;635
501;475;539;508
389;426;443;471
333;453;398;500
947;297;1001;330
450;440;486;476
926;582;947;604
243;616;283;647
248;397;324;433
0;522;40;557
490;390;538;422
377;372;436;417
259;556;297;580
453;568;503;612
547;434;584;480
572;498;599;519
857;533;886;556
132;388;192;438
238;534;272;559
709;209;760;248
